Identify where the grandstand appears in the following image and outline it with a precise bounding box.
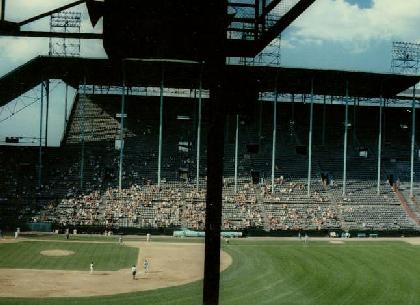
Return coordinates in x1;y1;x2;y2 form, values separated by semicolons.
1;90;420;233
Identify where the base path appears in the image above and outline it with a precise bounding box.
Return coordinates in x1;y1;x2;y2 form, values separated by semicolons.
40;249;75;257
0;241;232;298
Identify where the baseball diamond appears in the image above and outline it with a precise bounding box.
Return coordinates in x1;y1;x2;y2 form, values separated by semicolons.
1;1;420;305
1;236;420;305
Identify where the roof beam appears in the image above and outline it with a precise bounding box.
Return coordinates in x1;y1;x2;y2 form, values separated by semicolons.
259;0;283;21
2;56;420;108
0;30;102;39
229;2;256;8
18;0;86;27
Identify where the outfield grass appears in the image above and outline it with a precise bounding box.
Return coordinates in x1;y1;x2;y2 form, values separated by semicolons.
0;241;138;271
1;239;420;305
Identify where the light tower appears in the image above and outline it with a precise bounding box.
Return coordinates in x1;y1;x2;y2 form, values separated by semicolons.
49;11;81;57
49;11;81;135
391;42;420;75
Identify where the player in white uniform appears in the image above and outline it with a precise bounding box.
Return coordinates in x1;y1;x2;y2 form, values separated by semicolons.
90;261;94;274
131;265;137;279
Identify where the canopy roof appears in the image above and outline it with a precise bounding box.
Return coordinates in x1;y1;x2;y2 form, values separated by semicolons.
0;56;419;107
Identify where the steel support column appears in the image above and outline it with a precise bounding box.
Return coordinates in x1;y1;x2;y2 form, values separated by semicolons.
203;2;227;304
64;83;68;132
307;78;314;197
410;85;417;197
1;0;5;20
291;93;295;119
38;82;44;189
157;67;164;187
271;90;277;193
80;78;86;191
322;95;326;146
258;97;263;144
45;80;50;148
343;82;349;196
203;67;225;305
352;98;357;145
383;99;387;144
118;64;126;190
196;70;203;190
377;96;383;195
234;114;239;193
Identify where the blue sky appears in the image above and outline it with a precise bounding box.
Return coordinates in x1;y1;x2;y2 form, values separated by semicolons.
0;0;419;146
281;0;420;71
345;0;373;9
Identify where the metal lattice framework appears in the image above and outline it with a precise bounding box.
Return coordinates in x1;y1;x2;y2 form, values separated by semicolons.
239;35;282;66
49;11;81;57
391;41;420;75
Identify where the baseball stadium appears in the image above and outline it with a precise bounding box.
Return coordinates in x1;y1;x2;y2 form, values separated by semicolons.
1;1;420;305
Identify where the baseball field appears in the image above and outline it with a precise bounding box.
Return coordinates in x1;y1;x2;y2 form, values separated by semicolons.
1;236;420;305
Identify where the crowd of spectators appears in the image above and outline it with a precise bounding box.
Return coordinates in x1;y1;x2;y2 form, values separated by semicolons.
36;175;414;231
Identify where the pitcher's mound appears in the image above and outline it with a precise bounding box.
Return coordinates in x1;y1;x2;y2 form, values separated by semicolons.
40;250;75;257
329;240;345;244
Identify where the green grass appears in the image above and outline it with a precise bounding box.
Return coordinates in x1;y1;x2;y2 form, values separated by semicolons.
0;241;138;271
1;240;420;305
18;234;123;242
19;234;205;244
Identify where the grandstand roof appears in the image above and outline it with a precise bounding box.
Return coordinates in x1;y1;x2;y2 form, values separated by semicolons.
0;56;419;107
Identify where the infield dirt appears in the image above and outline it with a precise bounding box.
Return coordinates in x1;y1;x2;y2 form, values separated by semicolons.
0;241;232;298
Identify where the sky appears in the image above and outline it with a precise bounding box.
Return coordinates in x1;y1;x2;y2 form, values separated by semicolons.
0;0;419;146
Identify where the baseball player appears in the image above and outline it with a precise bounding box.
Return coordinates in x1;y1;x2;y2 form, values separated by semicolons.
144;258;149;273
131;265;137;279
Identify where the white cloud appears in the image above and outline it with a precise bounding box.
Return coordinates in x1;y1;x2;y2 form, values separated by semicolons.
278;39;296;49
290;0;420;52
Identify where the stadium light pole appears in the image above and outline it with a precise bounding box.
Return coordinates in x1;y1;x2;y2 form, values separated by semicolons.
343;81;349;197
307;78;314;197
234;114;239;193
410;85;417;197
118;62;127;190
38;82;44;190
158;66;164;187
271;88;277;193
196;67;203;190
377;95;383;195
